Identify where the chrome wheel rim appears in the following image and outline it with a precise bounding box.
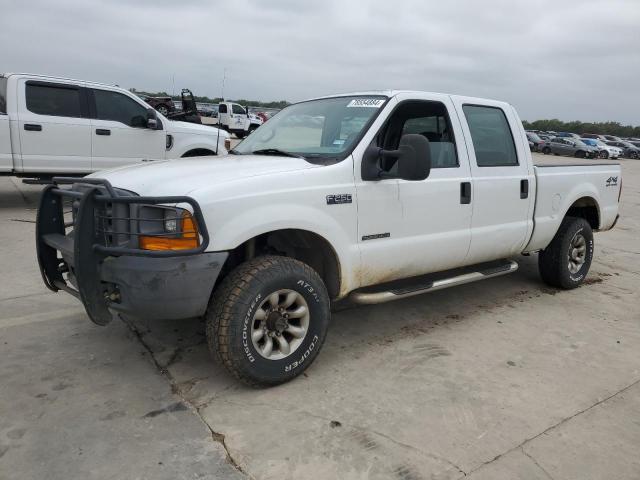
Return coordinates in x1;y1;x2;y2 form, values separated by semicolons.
251;289;310;360
568;233;587;274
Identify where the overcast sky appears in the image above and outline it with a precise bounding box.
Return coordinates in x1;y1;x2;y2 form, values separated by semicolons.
2;0;639;123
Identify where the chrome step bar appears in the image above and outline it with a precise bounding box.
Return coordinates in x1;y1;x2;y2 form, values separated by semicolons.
350;260;518;305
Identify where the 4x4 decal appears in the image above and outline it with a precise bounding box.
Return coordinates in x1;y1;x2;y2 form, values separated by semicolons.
606;176;618;187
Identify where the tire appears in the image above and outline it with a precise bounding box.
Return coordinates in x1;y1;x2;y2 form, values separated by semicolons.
600;150;609;159
235;131;246;139
631;152;639;159
206;255;330;387
542;147;551;155
156;105;169;116
538;216;594;289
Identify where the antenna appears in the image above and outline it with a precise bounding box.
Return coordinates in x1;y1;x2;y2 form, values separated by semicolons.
216;67;227;155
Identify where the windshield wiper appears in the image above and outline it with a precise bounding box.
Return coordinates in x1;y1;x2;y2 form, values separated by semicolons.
251;148;306;159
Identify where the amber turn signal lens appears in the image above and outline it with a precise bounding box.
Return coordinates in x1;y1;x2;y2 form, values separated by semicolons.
139;211;200;251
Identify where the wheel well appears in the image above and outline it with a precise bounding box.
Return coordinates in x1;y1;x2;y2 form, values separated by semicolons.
182;148;216;157
219;229;341;299
566;197;599;229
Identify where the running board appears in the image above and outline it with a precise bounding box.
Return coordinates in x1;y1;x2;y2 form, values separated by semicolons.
350;259;518;305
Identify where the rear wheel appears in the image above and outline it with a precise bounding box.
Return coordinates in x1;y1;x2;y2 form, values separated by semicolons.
156;105;169;116
631;151;639;159
235;130;246;139
538;217;593;289
206;256;330;387
542;146;551;155
600;150;609;159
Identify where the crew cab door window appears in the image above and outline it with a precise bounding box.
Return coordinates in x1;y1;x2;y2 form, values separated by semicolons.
462;105;518;167
92;89;148;127
26;83;83;118
0;77;7;114
218;104;228;114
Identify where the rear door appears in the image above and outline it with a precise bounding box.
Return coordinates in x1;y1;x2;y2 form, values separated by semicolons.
89;87;165;170
451;99;535;263
17;79;92;173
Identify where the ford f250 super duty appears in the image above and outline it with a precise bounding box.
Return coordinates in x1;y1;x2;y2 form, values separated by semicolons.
0;73;229;180
36;91;622;386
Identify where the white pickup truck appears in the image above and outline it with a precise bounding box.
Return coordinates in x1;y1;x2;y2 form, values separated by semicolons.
0;73;229;179
36;91;621;386
200;101;263;138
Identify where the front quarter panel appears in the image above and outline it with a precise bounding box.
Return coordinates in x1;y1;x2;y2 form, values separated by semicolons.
193;157;360;297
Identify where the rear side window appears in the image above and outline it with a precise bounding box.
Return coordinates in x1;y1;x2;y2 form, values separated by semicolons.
462;105;518;167
0;77;7;114
218;104;228;114
26;83;82;118
92;89;148;127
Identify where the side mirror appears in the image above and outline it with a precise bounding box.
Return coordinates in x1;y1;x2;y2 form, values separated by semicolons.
361;134;431;181
147;108;158;129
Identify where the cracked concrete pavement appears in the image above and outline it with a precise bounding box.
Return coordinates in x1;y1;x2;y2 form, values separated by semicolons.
1;153;639;479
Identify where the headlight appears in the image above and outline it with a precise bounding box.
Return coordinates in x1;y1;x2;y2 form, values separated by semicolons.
137;206;200;251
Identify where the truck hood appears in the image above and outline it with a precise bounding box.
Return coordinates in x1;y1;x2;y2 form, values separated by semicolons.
166;120;229;138
88;155;319;196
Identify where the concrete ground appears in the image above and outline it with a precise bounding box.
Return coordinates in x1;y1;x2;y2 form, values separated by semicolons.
1;154;639;479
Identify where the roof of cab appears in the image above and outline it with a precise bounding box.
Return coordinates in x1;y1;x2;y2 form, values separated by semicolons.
1;73;124;90
304;90;511;107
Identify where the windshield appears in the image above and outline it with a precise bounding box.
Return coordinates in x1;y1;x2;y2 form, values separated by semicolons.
581;139;596;146
233;95;387;160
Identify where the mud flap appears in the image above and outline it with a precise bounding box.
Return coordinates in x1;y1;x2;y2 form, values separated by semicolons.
36;185;66;292
74;187;113;326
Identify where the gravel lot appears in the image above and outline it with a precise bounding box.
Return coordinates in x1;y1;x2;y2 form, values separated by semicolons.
1;153;639;480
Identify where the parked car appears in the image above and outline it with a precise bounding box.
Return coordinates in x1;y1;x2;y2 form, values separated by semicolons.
581;133;608;141
543;137;599;158
142;95;175;117
555;132;581;139
36;90;621;386
580;138;620;159
606;140;640;159
603;135;622;142
0;73;229;180
526;131;546;151
629;141;640;149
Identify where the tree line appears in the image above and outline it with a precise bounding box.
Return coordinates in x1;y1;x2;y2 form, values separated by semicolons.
130;88;290;109
522;119;640;138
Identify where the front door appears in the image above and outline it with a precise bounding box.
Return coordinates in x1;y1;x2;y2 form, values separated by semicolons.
89;88;165;170
354;93;473;288
451;99;534;264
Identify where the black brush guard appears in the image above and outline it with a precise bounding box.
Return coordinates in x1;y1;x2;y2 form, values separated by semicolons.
36;177;210;326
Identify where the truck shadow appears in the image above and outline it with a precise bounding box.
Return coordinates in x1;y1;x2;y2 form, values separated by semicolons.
126;254;567;398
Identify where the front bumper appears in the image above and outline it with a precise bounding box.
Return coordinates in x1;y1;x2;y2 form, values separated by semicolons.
36;177;227;325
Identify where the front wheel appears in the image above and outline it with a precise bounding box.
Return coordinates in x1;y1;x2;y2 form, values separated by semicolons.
156;105;169;116
538;217;594;289
235;131;246;139
600;150;609;159
542;147;551;155
631;152;639;159
206;256;330;386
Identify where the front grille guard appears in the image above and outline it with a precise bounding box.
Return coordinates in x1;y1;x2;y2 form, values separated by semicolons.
36;177;210;326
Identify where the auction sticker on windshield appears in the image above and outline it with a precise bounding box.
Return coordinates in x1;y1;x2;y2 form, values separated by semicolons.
347;98;385;108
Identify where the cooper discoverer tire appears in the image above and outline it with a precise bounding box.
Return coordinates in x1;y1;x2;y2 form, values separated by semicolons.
538;216;594;289
206;255;330;387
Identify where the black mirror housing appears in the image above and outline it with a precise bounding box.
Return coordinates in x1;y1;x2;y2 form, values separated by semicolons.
361;134;431;181
396;134;431;181
146;108;159;129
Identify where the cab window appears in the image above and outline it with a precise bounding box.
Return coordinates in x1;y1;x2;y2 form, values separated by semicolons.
92;89;147;127
26;82;83;118
462;105;518;167
376;100;459;172
232;104;246;115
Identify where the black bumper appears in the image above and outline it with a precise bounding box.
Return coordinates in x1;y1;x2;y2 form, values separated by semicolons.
36;177;227;324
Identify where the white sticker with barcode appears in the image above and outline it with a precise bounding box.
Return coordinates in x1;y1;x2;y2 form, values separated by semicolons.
346;98;385;108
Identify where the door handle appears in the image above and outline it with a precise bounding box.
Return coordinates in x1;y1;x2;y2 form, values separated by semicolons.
460;182;471;204
520;179;529;199
24;124;42;131
96;129;111;136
